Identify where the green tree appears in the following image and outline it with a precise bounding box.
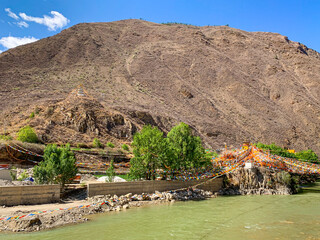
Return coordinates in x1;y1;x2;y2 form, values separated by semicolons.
130;125;166;180
33;144;78;189
106;159;116;182
17;126;39;143
166;122;209;171
295;149;319;163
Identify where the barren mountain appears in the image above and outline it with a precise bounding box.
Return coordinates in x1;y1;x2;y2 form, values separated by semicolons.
1;19;320;152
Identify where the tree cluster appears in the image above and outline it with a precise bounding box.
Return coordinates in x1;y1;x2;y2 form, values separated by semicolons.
33;144;78;188
129;123;211;180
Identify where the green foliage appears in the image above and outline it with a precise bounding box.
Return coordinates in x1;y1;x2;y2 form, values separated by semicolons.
122;144;129;151
33;144;78;188
17;170;29;181
92;138;104;148
255;142;296;158
29;112;35;118
106;159;116;182
106;142;115;148
130;125;167;180
17;126;39;143
0;134;13;141
295;149;319;163
205;150;218;159
255;142;319;164
10;166;17;181
129;123;208;180
165;122;209;171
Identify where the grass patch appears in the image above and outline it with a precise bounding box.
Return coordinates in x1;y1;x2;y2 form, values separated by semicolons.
0;135;13;141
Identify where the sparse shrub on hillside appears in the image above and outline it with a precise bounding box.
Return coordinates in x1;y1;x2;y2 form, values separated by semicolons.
161;22;197;27
122;144;129;151
92;138;104;148
106;142;115;148
35;107;40;115
0;134;13;141
17;126;39;143
29;112;35;118
46;107;54;117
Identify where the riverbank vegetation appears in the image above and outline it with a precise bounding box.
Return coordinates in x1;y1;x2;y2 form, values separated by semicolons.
255;142;319;164
33;144;78;188
129;122;211;180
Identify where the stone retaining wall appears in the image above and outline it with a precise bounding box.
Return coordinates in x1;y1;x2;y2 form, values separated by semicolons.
0;185;60;206
87;178;223;197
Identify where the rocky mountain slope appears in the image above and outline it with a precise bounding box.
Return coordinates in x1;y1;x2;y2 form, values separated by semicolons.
1;19;320;152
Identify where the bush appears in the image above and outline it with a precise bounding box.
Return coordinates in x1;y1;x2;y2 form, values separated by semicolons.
295;150;319;163
106;159;116;182
106;142;115;148
29;112;35;118
255;142;319;164
33;144;78;188
122;144;129;151
255;142;296;158
17;126;39;143
17;170;29;181
92;138;104;148
0;134;13;141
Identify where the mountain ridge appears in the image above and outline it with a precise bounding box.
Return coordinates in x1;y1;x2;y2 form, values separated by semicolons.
1;19;320;152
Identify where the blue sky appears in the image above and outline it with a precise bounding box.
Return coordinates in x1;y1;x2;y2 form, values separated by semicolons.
1;0;320;53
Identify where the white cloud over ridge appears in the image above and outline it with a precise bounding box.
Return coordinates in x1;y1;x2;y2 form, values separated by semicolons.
19;11;69;31
16;21;29;28
5;8;19;20
0;36;38;49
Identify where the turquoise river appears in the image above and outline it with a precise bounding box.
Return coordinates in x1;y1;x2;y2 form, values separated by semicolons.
1;182;320;240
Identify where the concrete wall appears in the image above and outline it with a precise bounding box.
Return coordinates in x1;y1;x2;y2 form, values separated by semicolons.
0;169;12;181
0;185;60;206
88;178;223;197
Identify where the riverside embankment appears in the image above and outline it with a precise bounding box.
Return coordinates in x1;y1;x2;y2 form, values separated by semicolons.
1;181;320;240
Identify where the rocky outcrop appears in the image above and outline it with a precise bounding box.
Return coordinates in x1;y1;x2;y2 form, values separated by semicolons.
219;167;299;195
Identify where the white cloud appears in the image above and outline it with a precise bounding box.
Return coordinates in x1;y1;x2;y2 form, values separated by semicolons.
19;11;69;31
0;36;38;49
5;8;19;20
0;50;3;54
16;21;29;28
